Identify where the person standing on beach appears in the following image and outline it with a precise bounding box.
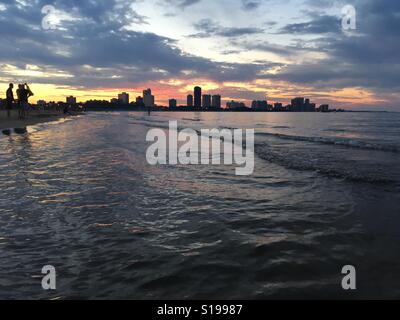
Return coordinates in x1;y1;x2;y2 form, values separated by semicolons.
17;83;34;119
6;83;14;118
23;83;34;118
16;84;24;119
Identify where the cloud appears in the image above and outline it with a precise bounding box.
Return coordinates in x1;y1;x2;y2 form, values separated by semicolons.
241;0;261;11
164;0;203;9
180;0;202;7
191;19;264;38
265;0;400;108
0;0;276;88
278;15;341;34
0;0;399;108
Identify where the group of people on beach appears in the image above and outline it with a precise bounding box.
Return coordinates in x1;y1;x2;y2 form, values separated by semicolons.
5;83;34;119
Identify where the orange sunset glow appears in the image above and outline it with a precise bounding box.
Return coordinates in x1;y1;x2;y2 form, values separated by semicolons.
0;0;398;110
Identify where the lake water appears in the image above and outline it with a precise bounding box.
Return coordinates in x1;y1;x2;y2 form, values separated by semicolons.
1;111;400;299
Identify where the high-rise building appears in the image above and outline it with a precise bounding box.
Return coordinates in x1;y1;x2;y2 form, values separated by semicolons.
226;101;247;109
136;96;144;106
118;92;129;105
143;89;155;108
319;104;329;112
305;101;316;112
251;100;268;110
202;94;211;108
211;95;221;109
274;102;283;111
187;94;193;107
291;97;305;111
169;99;177;109
194;86;202;108
66;96;77;105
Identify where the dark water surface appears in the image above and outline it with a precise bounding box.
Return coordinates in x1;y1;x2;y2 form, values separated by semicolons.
1;112;400;299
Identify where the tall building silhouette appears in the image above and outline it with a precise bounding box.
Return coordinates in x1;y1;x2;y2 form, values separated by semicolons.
291;97;305;112
118;92;129;105
169;99;177;108
212;95;221;108
226;101;246;109
202;94;211;108
187;94;193;107
194;86;202;108
136;96;144;107
143;89;155;108
251;100;268;110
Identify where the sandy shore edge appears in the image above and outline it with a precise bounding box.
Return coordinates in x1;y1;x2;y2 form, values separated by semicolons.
0;110;81;132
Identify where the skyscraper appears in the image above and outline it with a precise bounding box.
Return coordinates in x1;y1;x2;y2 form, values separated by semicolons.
169;99;177;109
202;94;211;108
291;97;305;112
319;104;329;112
226;101;247;109
143;89;155;108
251;100;268;110
194;86;202;108
136;96;144;106
187;94;193;107
274;102;283;111
212;95;221;109
118;92;129;105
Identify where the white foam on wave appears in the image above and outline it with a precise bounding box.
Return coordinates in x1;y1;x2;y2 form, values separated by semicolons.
256;132;399;153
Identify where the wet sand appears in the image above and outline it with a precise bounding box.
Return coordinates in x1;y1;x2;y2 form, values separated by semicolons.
0;109;79;132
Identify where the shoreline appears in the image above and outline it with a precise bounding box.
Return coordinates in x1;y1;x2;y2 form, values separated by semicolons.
0;110;81;132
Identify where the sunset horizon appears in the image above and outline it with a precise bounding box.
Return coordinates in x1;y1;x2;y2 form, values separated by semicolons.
0;0;398;110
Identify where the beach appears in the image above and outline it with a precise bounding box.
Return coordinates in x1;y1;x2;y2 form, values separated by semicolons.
0;109;74;132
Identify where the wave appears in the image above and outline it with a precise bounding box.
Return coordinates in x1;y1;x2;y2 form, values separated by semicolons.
256;132;400;153
182;118;202;122
323;128;347;133
254;143;396;185
271;126;292;129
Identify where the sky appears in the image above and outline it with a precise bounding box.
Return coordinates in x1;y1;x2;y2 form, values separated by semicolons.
0;0;399;110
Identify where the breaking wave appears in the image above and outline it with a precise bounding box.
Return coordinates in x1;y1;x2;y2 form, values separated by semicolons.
254;142;396;185
256;132;400;153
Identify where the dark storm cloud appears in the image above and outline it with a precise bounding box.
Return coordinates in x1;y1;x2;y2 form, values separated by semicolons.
273;0;400;100
0;0;273;87
191;19;264;38
271;60;400;91
279;15;342;34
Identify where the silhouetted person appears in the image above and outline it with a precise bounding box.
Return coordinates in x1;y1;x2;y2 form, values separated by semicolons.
16;84;24;119
6;83;14;118
17;83;34;119
24;83;34;117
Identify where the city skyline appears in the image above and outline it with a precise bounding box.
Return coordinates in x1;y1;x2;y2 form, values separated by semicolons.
15;86;325;109
60;85;330;112
0;1;399;110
